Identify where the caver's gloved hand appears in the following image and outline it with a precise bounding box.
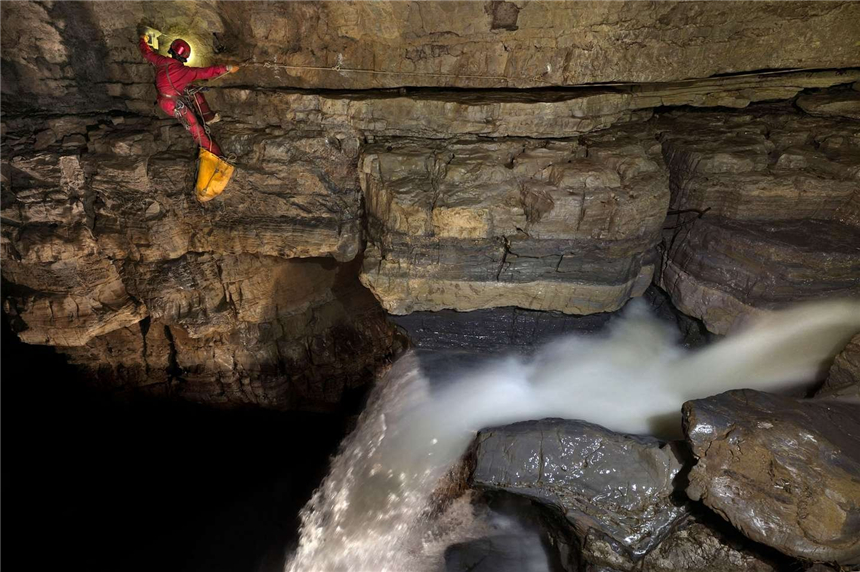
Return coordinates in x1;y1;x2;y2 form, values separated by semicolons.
226;65;241;74
138;23;162;47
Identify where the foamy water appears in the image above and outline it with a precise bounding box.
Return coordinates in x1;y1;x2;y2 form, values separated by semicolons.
286;298;860;572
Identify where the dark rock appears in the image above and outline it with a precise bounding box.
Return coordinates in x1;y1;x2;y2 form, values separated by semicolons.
444;534;555;572
33;129;57;150
639;517;779;572
472;419;688;561
684;390;860;566
391;307;612;353
819;333;860;395
657;109;860;334
62;134;87;148
642;285;714;349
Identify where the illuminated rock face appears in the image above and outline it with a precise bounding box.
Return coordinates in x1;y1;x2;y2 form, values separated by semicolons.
2;0;860;407
3;3;860;570
1;118;395;410
359;128;668;315
3;1;860;106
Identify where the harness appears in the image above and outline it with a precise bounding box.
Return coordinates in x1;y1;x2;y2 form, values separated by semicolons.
161;63;215;154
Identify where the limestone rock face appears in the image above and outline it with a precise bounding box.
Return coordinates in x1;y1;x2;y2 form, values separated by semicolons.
684;390;860;566
636;518;778;572
360;127;668;315
820;333;860;394
4;0;860;407
2;117;394;408
472;419;688;561
212;69;860;139
59;260;395;410
798;90;860;120
3;0;859;110
658;108;860;334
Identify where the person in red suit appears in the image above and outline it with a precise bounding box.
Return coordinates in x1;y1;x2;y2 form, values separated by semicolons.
139;34;239;157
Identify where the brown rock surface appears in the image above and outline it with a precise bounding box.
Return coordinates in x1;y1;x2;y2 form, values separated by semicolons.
3;0;859;109
213;69;860;138
1;117;394;408
4;0;860;406
797;90;860;120
684;390;860;566
360;127;668;314
639;519;778;572
658;108;860;334
818;333;860;397
580;517;780;572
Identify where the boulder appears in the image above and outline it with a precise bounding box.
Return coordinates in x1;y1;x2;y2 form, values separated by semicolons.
580;517;780;572
684;390;860;566
472;419;688;560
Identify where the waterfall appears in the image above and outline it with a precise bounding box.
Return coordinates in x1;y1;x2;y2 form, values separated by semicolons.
286;298;860;572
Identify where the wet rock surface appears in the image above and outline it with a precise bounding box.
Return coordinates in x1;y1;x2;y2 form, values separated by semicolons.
684;389;860;566
819;333;860;396
392;308;612;353
472;419;688;560
444;534;557;572
636;517;780;572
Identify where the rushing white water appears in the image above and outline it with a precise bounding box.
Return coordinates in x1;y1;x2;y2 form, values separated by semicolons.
286;298;860;572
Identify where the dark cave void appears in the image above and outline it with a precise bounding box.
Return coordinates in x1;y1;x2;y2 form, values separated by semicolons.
1;313;350;572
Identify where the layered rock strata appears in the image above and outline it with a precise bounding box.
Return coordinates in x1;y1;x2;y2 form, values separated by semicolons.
4;0;860;405
3;0;860;108
658;101;860;334
213;69;860;137
1;117;394;408
360;128;668;315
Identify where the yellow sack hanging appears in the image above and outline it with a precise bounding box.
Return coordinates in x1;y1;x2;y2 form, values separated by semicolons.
196;148;235;202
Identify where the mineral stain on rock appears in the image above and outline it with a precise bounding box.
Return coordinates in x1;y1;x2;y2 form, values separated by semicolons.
486;1;521;31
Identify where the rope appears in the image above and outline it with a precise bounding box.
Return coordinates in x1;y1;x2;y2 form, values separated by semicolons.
238;61;824;88
246;60;548;85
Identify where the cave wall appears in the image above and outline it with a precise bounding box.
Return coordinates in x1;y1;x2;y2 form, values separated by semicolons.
3;0;860;111
2;0;859;407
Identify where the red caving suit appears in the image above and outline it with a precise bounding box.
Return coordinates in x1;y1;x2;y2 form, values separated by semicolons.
139;38;228;156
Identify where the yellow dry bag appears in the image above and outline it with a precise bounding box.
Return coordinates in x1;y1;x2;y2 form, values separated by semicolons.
196;148;235;202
